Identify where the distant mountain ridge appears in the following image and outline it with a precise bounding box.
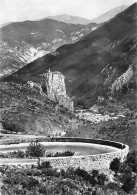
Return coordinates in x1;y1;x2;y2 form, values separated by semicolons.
90;5;128;23
46;14;91;25
46;5;128;25
0;21;13;28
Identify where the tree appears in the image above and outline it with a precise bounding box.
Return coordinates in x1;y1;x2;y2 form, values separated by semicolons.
97;173;107;186
38;184;48;194
16;150;25;158
89;170;99;186
75;167;90;181
119;162;132;174
117;158;137;194
91;170;99;178
125;150;137;173
121;172;136;193
27;177;39;190
40;161;52;169
26;141;45;158
110;158;121;176
65;167;75;179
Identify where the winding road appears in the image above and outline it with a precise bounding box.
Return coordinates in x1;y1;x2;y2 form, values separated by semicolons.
0;141;121;165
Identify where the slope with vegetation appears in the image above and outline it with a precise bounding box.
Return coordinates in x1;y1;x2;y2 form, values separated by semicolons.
0;19;98;75
90;5;128;23
47;14;91;25
0;81;89;136
0;150;137;195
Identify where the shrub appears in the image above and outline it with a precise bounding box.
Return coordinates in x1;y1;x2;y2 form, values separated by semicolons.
26;141;45;158
91;170;99;177
125;150;137;173
16;150;25;158
39;185;48;194
97;173;107;185
75;167;90;181
53;151;74;157
74;98;87;108
60;169;66;177
40;161;52;169
27;177;39;190
110;158;121;176
106;182;120;190
65;167;75;179
119;163;132;174
111;151;137;194
121;173;136;193
0;153;8;158
21;179;28;189
42;168;55;176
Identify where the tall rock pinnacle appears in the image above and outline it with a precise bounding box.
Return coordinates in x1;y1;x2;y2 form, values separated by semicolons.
46;69;74;112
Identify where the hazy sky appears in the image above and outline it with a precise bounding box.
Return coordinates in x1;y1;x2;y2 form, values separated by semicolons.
0;0;136;25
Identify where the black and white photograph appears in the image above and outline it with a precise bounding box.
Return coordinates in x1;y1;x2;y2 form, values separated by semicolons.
0;0;137;194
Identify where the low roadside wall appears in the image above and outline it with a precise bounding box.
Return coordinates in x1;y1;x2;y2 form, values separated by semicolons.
40;138;129;170
43;147;128;171
0;137;129;171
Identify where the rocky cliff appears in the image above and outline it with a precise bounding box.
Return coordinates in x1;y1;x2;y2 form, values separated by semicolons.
45;70;74;112
111;65;134;94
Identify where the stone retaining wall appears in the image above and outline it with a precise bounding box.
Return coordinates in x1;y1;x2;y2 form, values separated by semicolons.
40;141;129;171
0;138;129;171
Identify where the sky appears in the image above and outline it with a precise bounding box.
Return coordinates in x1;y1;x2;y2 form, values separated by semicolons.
0;0;136;25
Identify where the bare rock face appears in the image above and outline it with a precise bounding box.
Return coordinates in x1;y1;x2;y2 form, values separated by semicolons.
111;65;134;94
46;70;74;112
27;81;49;99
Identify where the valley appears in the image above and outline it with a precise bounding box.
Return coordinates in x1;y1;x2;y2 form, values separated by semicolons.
0;2;137;194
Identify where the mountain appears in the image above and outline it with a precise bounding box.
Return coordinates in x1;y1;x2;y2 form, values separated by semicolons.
0;19;98;48
46;14;91;25
0;19;98;75
47;6;128;25
0;19;86;47
0;21;13;28
0;5;130;76
0;42;25;76
90;5;128;23
1;3;137;108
